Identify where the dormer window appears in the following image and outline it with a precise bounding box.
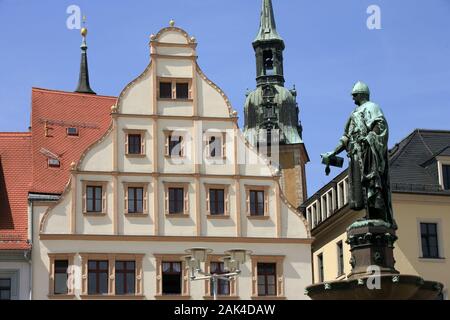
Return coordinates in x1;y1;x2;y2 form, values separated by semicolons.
48;158;60;168
443;164;450;190
67;127;79;137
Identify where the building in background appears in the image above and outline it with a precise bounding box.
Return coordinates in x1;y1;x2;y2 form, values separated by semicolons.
0;23;115;300
244;0;309;209
303;129;450;300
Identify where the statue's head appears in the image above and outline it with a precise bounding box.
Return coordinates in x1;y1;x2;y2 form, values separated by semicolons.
351;81;370;106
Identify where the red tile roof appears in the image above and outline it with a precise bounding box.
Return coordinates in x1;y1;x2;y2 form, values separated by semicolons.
0;88;116;250
30;88;116;194
0;132;32;250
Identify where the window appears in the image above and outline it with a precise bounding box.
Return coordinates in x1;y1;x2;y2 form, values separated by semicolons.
115;261;136;295
0;279;11;300
250;255;284;298
420;223;440;258
337;241;344;276
128;134;142;155
443;164;450;190
154;255;189;298
263;50;274;74
338;182;344;208
164;131;185;158
250;190;265;216
162;262;182;295
176;83;189;99
83;182;107;214
88;260;109;295
86;186;103;213
158;78;192;100
169;188;184;214
80;254;143;297
257;263;277;296
164;183;189;216
210;262;230;296
245;186;269;218
54;260;69;295
159;82;172;99
209;189;225;215
48;158;60;168
128;187;144;214
317;253;324;283
67;127;79;136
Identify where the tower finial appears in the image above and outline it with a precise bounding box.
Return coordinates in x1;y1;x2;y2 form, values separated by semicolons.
75;15;96;95
253;0;284;44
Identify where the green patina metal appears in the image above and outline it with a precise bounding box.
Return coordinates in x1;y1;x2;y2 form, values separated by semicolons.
244;0;303;146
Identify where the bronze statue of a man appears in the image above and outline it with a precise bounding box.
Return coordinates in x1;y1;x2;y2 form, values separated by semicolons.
322;82;395;227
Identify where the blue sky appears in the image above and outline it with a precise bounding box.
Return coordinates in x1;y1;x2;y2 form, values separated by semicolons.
1;0;449;195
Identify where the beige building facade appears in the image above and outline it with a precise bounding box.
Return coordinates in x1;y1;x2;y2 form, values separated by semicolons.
32;24;312;300
304;129;450;300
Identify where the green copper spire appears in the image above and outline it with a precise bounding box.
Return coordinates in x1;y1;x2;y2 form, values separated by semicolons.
253;0;284;45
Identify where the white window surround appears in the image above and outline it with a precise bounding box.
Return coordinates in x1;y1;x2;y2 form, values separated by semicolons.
437;156;450;190
416;218;446;261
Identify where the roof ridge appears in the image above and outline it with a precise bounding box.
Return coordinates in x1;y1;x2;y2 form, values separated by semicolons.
32;87;117;99
0;132;32;137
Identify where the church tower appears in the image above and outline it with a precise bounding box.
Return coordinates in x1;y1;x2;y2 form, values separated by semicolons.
244;0;309;208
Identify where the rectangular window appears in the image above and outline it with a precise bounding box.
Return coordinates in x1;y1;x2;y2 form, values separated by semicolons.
443;164;450;190
317;254;324;283
176;83;189;99
162;262;182;295
0;279;11;300
338;182;344;207
168;135;183;157
210;262;230;296
169;187;184;214
115;261;136;295
88;260;109;295
67;127;79;136
54;260;69;295
337;241;344;276
159;82;172;99
48;158;61;168
257;263;277;296
420;223;440;258
86;186;103;213
209;189;225;215
250;190;265;216
127;134;142;155
208;136;222;158
128;187;144;214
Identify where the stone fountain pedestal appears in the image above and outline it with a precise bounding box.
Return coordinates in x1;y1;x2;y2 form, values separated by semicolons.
305;219;443;300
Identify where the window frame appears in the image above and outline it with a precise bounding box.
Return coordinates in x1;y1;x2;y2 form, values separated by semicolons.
164;130;186;159
123;182;149;216
163;182;189;217
47;158;61;168
66;127;79;137
245;185;270;219
0;278;11;300
157;77;193;101
48;254;75;298
80;253;144;298
82;181;108;215
317;253;324;283
154;254;190;299
204;131;226;161
250;255;285;299
417;219;444;260
124;129;146;157
337;241;344;277
204;184;230;218
203;255;237;299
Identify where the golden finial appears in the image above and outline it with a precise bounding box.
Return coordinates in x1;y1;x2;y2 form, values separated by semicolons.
169;19;175;27
70;161;77;170
81;15;88;37
190;36;196;43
